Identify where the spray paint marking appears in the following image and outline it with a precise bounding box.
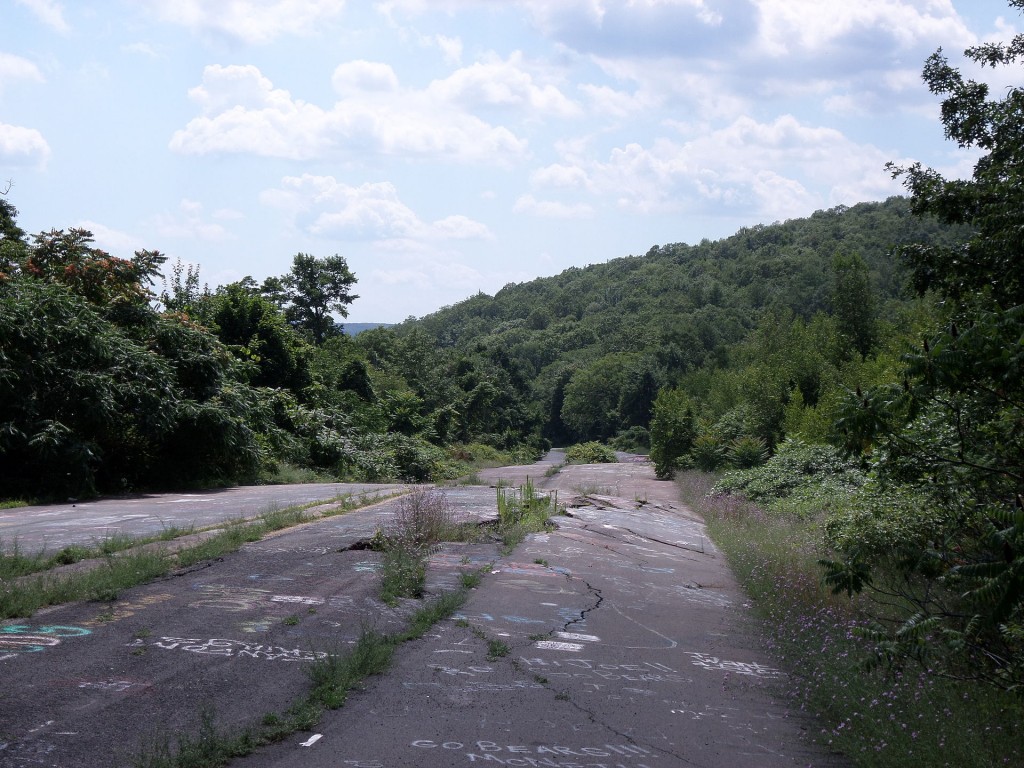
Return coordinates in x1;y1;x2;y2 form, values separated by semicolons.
685;652;782;678
554;632;599;642
534;641;585;652
0;625;92;656
129;636;326;662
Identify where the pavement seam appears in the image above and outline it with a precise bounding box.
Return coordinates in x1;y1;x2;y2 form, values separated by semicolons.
549;577;702;768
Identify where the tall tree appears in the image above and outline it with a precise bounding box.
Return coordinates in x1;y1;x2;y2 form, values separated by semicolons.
264;253;358;345
833;1;1024;688
831;251;877;358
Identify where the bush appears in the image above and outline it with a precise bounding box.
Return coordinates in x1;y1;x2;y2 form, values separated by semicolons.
610;426;650;454
564;441;617;464
690;433;727;472
727;435;769;469
714;439;864;506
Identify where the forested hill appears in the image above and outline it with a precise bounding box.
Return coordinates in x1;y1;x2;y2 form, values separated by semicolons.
384;196;969;446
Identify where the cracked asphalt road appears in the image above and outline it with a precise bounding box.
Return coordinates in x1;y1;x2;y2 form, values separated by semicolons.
1;459;846;767
232;460;846;768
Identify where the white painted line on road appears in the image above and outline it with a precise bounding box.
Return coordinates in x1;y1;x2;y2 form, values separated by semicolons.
535;641;585;651
300;734;323;747
555;632;600;642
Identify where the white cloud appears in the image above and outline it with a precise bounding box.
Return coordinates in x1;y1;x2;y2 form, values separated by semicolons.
170;64;529;165
331;61;400;95
14;0;70;34
754;0;974;59
426;53;581;118
150;199;235;242
143;0;345;44
570;114;900;220
0;53;45;91
530;163;591;189
513;194;595;219
0;123;50;167
121;42;161;58
435;34;464;65
261;174;494;241
578;83;654;118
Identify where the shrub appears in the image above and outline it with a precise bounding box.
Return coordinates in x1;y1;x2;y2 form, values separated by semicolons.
564;441;617;464
690;433;727;472
727;435;769;469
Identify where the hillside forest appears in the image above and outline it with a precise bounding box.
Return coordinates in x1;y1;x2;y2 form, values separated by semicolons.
2;5;1023;697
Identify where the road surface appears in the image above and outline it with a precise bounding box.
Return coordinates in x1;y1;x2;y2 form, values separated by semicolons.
0;459;845;767
0;483;404;555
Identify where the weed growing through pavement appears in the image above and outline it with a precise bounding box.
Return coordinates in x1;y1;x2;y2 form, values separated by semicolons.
496;478;557;553
374;488;460;605
133;591;470;768
486;638;510;661
676;470;1024;768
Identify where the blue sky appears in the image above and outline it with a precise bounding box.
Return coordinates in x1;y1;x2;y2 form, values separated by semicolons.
1;0;1017;323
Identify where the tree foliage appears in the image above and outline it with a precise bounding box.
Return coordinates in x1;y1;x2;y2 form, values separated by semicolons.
829;4;1024;688
264;253;358;345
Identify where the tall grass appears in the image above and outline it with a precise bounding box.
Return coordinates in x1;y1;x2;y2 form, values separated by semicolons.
1;493;378;619
496;477;557;552
677;470;1023;767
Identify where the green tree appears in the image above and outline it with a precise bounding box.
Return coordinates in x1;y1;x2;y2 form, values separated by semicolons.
24;228;165;308
0;193;28;278
648;388;696;479
832;3;1024;688
831;251;877;358
264;253;358;345
212;282;313;393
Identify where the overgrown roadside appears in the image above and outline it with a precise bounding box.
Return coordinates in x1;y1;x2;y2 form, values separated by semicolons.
678;468;1024;767
0;491;399;619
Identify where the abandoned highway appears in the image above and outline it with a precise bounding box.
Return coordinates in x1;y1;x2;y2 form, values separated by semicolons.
0;456;846;767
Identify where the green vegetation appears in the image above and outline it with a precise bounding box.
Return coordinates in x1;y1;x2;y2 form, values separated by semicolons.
678;14;1024;761
372;488;462;604
682;464;1023;766
135;587;469;768
496;478;558;552
564;441;617;464
0;204;547;500
0;494;373;619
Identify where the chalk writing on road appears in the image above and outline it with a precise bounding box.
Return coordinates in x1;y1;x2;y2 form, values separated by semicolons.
0;738;57;767
83;593;174;626
535;641;585;652
685;651;782;678
189;584;272;612
129;636;327;662
75;678;151;694
411;740;653;767
518;657;691;686
0;625;91;660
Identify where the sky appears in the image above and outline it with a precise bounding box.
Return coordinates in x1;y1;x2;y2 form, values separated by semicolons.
0;0;1018;323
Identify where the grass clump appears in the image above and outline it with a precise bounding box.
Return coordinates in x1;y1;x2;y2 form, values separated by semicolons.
134;590;469;768
374;488;461;605
496;478;557;553
1;550;174;619
679;466;1024;767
